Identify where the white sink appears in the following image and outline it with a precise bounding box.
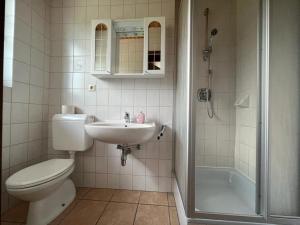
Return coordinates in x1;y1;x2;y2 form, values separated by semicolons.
84;121;157;145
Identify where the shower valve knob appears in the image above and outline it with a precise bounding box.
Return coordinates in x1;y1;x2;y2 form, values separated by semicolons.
197;88;211;102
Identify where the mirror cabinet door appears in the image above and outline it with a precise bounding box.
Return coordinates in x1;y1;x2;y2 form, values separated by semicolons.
95;23;108;71
148;21;161;70
144;17;165;75
94;22;111;73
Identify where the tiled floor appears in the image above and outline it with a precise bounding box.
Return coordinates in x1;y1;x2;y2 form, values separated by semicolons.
1;188;179;225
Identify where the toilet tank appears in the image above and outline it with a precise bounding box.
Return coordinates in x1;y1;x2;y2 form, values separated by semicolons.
52;114;94;151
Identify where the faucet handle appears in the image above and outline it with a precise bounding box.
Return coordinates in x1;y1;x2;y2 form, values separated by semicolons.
124;112;130;123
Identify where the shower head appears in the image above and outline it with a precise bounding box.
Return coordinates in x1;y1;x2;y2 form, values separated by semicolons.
208;28;218;49
211;28;218;36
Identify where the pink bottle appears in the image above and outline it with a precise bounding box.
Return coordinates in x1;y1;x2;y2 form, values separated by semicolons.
136;111;145;124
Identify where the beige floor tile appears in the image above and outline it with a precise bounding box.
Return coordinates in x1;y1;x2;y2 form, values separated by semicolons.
134;204;170;225
169;207;179;225
1;189;180;225
59;200;107;225
48;200;79;225
167;193;176;207
1;202;28;223
111;190;140;203
76;187;90;199
83;188;115;201
96;202;137;225
139;192;168;206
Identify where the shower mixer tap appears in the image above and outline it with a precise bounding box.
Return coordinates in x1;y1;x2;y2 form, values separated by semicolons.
197;88;212;102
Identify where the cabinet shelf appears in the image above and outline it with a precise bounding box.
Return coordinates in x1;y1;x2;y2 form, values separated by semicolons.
92;73;165;79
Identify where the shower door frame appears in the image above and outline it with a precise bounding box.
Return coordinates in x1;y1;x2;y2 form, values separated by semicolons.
187;0;268;223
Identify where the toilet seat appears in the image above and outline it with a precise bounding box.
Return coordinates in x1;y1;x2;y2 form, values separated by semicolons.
6;159;74;189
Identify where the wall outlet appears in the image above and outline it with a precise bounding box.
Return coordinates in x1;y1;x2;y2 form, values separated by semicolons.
88;84;96;92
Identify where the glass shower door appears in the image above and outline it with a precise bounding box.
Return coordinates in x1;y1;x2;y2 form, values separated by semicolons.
268;0;300;224
192;0;260;217
190;0;300;223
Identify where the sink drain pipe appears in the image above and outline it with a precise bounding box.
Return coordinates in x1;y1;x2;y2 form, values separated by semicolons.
117;144;141;166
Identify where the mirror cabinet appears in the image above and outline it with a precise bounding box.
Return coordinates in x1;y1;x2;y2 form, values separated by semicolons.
91;17;165;78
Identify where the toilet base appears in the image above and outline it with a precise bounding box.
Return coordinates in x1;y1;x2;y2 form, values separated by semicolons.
26;178;76;225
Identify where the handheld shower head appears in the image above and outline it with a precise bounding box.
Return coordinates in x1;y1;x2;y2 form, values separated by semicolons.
209;28;218;48
211;28;218;36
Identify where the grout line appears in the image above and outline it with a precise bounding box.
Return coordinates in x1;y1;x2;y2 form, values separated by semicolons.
77;198;110;203
168;206;172;225
79;193;168;206
137;190;142;204
108;189;117;202
169;206;180;225
109;201;138;205
139;202;169;207
110;200;139;204
132;203;139;225
77;187;91;199
55;200;80;225
109;189;141;204
94;200;110;225
167;192;176;207
132;190;142;225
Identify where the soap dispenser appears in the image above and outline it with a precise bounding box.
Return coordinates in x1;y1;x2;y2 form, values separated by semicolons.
136;111;145;124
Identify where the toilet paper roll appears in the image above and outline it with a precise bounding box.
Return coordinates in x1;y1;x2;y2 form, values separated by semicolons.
62;105;75;114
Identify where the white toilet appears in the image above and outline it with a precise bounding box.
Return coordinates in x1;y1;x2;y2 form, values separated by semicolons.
6;114;93;225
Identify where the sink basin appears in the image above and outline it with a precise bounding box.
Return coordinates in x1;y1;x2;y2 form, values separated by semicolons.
84;121;157;145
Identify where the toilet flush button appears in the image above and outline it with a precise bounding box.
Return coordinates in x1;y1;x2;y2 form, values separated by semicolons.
88;84;96;92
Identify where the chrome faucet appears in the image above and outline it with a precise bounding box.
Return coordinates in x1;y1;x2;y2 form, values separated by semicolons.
124;112;130;123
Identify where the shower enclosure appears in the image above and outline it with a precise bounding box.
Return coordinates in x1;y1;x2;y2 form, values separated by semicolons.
194;0;259;216
175;0;300;224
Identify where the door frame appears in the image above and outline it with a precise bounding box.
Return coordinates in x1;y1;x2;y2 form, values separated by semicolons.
0;0;5;216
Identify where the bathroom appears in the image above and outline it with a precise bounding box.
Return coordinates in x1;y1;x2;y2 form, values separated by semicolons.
0;0;299;225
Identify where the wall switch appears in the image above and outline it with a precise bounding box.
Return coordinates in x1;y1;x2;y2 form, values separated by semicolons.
88;84;96;92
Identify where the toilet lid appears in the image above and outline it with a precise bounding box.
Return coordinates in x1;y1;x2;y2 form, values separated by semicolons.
6;159;74;189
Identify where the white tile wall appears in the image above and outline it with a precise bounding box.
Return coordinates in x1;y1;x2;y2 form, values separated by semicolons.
2;0;51;213
234;0;259;182
47;0;175;192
